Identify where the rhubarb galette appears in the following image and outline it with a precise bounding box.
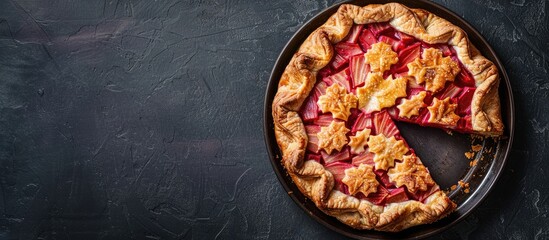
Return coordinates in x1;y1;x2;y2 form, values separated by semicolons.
271;3;503;232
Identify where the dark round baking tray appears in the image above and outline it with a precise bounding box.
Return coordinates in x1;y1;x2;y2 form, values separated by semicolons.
263;0;515;239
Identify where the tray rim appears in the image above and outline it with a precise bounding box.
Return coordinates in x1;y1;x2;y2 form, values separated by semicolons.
262;0;515;239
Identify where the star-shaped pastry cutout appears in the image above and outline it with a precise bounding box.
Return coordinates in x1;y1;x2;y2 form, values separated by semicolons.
407;48;460;93
348;128;371;154
367;134;408;171
317;121;349;154
388;154;435;193
342;164;379;196
317;83;358;121
364;42;399;73
397;91;427;118
427;97;460;126
356;72;407;113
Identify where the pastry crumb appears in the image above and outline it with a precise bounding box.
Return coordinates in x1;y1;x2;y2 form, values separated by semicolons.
469;159;478;167
450;185;457;191
464;151;474;159
458;180;470;193
457;180;469;188
471;144;482;152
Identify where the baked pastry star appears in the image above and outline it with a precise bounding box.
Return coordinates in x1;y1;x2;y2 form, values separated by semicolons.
388;154;435;193
318;83;358;121
364;42;398;73
428;97;460;126
317;121;349;154
342;164;379;196
367;134;408;171
356;72;407;113
407;48;460;93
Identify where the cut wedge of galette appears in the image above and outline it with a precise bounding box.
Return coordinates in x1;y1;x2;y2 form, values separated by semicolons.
272;3;503;232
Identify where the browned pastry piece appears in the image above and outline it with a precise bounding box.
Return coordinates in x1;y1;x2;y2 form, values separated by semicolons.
272;2;504;232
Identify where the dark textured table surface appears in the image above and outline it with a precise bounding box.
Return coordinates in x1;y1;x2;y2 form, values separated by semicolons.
0;0;548;239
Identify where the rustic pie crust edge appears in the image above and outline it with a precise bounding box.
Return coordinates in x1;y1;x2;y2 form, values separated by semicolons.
271;3;503;232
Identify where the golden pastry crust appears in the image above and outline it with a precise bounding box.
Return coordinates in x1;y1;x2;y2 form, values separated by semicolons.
271;2;504;231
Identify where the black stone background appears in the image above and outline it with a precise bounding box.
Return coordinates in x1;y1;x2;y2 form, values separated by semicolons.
0;0;547;239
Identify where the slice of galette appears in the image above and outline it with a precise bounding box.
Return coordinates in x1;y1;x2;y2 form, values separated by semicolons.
272;3;503;232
